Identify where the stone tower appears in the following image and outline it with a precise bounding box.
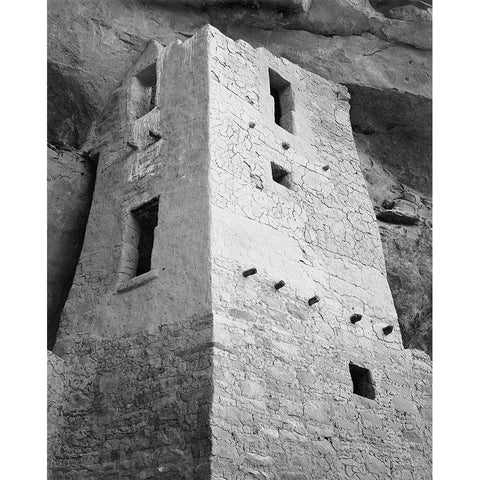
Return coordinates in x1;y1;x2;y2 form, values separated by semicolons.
50;25;432;480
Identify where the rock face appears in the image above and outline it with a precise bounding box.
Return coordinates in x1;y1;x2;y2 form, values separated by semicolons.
47;0;431;355
47;0;432;146
348;85;432;356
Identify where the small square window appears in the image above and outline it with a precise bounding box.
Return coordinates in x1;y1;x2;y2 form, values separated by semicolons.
121;197;159;281
271;162;292;190
131;64;157;119
269;69;294;134
349;363;375;400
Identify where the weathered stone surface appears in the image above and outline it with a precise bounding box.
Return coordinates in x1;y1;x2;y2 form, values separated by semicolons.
376;199;419;226
205;28;430;477
387;4;432;23
392;397;418;415
47;0;432;359
51;31;215;478
153;0;312;12
349;85;431;196
47;145;95;350
47;351;66;479
48;27;431;479
380;224;432;356
366;454;388;475
47;0;431;147
348;84;432;357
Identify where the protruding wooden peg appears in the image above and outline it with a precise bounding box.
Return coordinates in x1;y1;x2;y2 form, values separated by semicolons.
350;314;363;324
308;296;319;306
149;128;162;139
127;140;139;150
249;121;256;128
282;142;290;150
242;268;257;277
274;280;286;290
322;165;330;171
383;325;394;335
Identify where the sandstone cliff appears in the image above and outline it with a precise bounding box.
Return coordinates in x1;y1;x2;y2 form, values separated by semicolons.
47;0;432;356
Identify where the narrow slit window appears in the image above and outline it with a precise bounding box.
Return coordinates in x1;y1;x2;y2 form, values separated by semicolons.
349;363;375;400
271;162;292;190
131;64;157;119
130;197;159;278
269;69;294;133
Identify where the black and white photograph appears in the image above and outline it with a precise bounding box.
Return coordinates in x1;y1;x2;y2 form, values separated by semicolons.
3;1;477;478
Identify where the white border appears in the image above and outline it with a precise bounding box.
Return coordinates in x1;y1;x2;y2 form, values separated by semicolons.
3;1;479;478
2;1;47;477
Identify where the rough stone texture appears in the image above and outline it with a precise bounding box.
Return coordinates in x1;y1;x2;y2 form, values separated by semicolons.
47;145;95;350
52;34;214;479
47;0;432;356
207;27;430;479
48;351;66;478
154;0;312;12
47;0;431;148
348;85;432;357
348;86;431;197
379;224;431;356
50;26;431;479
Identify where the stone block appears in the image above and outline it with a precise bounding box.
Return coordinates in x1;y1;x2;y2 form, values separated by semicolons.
392;397;418;415
366;454;388;475
304;402;331;424
296;371;317;388
267;365;296;384
244;452;274;467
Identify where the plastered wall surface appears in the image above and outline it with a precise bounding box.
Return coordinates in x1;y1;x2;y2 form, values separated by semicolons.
52;30;214;479
207;29;431;480
49;25;431;480
47;146;95;349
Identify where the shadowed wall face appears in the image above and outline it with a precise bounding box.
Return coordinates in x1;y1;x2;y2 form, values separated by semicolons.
50;32;214;479
47;146;95;350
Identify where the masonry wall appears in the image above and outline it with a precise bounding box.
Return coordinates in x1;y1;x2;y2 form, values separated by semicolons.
49;25;431;480
48;351;67;478
52;31;214;479
207;29;432;480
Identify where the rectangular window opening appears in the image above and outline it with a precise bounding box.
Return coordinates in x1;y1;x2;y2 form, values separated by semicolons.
269;69;294;133
271;162;293;190
132;63;157;120
130;197;159;277
349;363;375;400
